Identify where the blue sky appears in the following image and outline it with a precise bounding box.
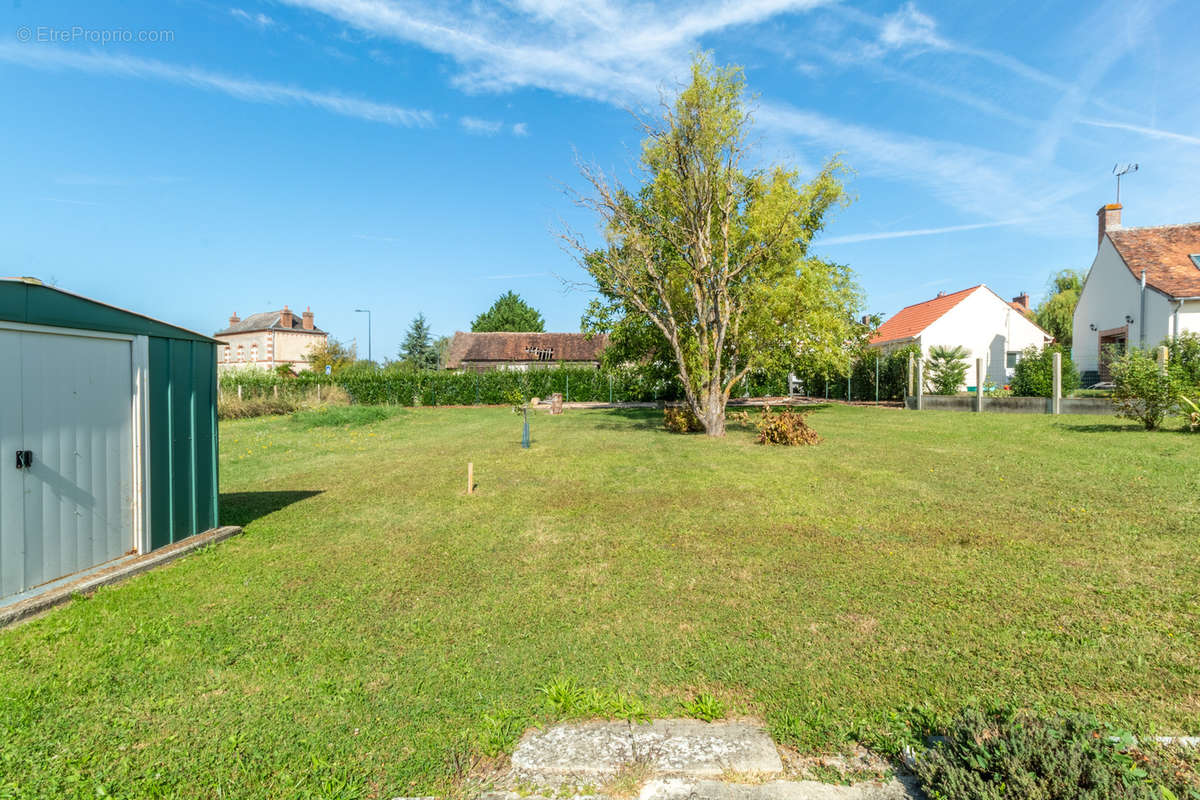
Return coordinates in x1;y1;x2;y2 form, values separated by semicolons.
2;0;1198;357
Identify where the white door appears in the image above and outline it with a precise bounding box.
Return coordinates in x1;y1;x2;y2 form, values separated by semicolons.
0;328;134;598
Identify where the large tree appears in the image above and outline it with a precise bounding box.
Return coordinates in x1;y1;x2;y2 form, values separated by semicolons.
471;291;545;332
306;337;356;374
568;55;864;436
1034;269;1085;348
398;313;438;370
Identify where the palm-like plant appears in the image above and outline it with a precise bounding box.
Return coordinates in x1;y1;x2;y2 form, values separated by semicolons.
925;345;969;395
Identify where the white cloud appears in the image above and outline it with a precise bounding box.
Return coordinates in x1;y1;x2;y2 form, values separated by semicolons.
877;2;946;52
512;122;530;136
1078;118;1200;147
230;8;278;28
460;116;504;134
0;44;434;128
820;218;1028;245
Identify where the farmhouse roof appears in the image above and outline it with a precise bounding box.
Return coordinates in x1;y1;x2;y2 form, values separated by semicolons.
869;286;980;345
214;308;325;336
444;331;609;368
1106;222;1200;298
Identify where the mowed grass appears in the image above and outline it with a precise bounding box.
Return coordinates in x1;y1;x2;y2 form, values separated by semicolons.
1;405;1198;798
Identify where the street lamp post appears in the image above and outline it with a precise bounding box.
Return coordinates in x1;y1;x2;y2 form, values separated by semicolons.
355;308;372;363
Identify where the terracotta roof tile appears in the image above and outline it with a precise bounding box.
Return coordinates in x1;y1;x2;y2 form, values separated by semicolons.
1107;223;1200;298
444;331;608;368
870;286;980;345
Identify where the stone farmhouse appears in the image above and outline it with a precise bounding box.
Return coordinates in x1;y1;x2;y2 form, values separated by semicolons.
444;331;608;371
214;306;327;372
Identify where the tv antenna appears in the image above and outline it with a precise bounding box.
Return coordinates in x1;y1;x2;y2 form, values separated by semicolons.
1113;163;1138;203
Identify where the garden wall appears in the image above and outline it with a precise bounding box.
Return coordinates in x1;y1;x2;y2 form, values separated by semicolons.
904;396;1113;415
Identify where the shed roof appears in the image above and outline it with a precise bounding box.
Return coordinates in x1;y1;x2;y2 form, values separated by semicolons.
1106;222;1200;298
214;309;325;336
0;277;216;343
444;331;608;368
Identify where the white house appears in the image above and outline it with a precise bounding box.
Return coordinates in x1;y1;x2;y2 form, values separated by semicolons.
870;285;1052;389
1072;204;1200;382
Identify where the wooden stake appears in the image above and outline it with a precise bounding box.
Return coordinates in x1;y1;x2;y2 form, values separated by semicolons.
467;462;474;495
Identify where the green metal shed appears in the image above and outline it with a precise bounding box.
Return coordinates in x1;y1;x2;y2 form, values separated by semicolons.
0;277;219;601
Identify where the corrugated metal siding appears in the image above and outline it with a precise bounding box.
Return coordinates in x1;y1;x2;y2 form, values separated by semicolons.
2;280;219;555
148;337;218;550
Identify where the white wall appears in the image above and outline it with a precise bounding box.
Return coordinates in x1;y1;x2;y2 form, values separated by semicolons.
1072;238;1196;373
921;287;1048;389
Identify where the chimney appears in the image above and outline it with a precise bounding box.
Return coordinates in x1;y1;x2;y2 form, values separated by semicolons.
280;305;293;328
302;306;314;331
860;315;871;325
1097;203;1122;247
228;311;240;326
937;291;946;298
1012;292;1030;311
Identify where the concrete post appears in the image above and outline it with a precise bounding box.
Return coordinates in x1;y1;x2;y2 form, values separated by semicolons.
915;358;924;411
1158;345;1169;375
1052;351;1062;415
237;384;242;401
975;358;984;412
907;354;914;398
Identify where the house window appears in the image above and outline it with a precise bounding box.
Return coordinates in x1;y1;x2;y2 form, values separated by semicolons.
1006;351;1021;369
222;345;231;363
1190;254;1200;270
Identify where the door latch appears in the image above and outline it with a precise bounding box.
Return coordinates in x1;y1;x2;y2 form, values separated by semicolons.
14;450;32;469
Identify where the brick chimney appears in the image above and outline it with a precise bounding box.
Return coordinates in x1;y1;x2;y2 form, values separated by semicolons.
279;305;293;328
1012;292;1030;311
302;306;314;331
228;311;240;326
1097;203;1122;247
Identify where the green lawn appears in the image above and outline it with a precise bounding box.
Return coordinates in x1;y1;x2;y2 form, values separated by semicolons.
2;405;1198;798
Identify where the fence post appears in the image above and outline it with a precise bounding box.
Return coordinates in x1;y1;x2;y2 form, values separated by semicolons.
237;384;243;401
847;362;851;403
875;355;880;403
1052;351;1062;415
273;384;279;399
975;358;983;413
317;384;321;403
566;372;570;403
1157;345;1169;375
609;374;613;405
915;359;924;410
475;373;480;405
824;376;828;400
907;354;914;398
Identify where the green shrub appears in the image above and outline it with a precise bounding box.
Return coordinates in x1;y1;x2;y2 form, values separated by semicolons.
1166;332;1200;390
917;708;1199;800
663;405;703;433
925;345;969;395
290;406;397;428
1011;344;1081;397
217;395;299;420
680;693;726;722
756;406;820;445
1110;349;1186;430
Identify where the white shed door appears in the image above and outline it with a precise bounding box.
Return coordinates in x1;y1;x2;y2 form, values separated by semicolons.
0;329;134;599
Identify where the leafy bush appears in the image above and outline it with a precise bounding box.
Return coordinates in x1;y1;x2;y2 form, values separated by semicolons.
663;405;703;433
217;395;299;420
1010;344;1081;397
917;708;1199;800
756;405;820;445
1166;332;1200;390
1180;396;1200;433
1110;349;1185;430
925;345;969;395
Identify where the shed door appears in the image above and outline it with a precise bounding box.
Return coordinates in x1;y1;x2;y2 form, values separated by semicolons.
0;329;134;598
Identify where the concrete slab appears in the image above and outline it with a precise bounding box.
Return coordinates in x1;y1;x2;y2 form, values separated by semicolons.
479;776;922;800
639;777;922;800
0;525;243;629
511;720;784;780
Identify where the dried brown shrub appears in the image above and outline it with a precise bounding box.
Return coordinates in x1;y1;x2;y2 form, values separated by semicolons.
756;405;820;445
